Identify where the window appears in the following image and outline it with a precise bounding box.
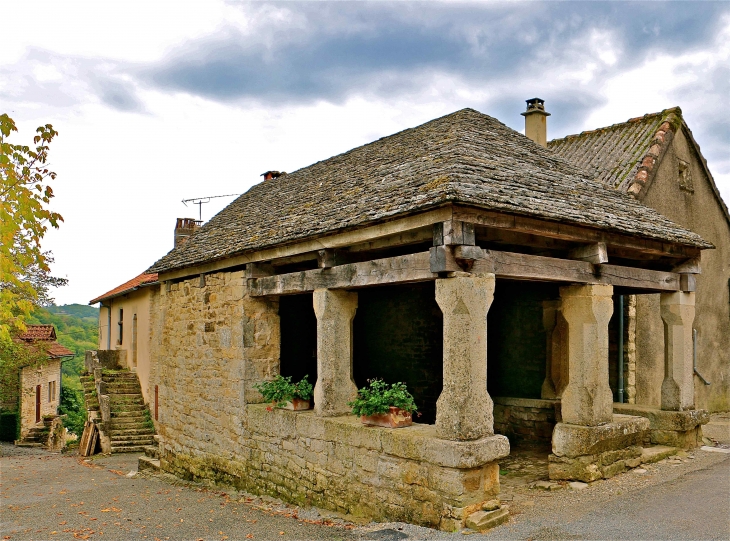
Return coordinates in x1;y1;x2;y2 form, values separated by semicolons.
48;381;56;402
118;308;124;345
678;159;694;193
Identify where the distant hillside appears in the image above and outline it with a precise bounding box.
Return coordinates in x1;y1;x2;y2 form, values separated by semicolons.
28;304;99;380
46;303;98;322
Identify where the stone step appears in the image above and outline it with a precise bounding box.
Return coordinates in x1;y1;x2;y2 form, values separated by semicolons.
15;441;45;448
110;416;147;425
111;445;150;454
110;428;155;437
106;384;141;391
144;445;159;459
138;455;161;472
111;408;146;417
111;434;155;443
103;373;139;380
641;445;678;464
112;440;156;449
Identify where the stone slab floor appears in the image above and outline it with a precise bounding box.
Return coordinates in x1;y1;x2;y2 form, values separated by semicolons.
2;443;728;540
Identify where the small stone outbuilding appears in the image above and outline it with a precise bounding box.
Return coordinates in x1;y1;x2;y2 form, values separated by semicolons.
145;106;713;529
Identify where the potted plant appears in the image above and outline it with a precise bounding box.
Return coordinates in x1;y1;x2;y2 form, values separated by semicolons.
254;375;313;411
348;379;418;428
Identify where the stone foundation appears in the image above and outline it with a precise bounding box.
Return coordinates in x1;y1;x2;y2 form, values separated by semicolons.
613;403;709;449
549;414;649;482
493;397;559;444
549;446;643;482
161;405;510;531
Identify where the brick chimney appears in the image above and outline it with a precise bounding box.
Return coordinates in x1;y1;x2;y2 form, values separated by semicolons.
261;171;286;181
521;98;550;147
174;218;200;248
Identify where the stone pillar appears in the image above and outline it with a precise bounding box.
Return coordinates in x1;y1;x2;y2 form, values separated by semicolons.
559;284;614;426
313;289;358;417
435;273;495;441
660;292;695;411
541;300;559;399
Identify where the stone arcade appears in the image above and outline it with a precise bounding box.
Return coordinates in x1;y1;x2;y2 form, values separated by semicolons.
145;106;711;530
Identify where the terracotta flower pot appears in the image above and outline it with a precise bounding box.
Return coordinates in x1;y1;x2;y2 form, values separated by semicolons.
277;398;311;411
361;406;412;428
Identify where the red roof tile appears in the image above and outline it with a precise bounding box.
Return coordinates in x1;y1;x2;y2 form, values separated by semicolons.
17;325;74;358
89;272;159;304
19;325;56;341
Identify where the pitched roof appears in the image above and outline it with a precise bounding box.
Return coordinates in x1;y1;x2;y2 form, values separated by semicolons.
150;108;710;274
549;107;730;224
18;325;74;358
89;272;159;305
19;325;56;341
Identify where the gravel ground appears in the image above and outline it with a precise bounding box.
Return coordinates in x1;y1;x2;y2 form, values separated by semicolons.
2;443;728;541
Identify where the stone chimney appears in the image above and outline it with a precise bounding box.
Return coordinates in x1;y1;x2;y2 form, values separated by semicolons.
174;218;200;248
521;98;551;147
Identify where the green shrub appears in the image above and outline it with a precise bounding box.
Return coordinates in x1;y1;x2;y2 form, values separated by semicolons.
348;379;418;417
254;375;313;408
0;411;19;441
59;385;86;437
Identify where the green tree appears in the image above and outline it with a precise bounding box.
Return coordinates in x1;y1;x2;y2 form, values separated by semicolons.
0;113;66;344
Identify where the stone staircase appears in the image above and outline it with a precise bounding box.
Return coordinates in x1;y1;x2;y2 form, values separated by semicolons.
138;437;161;473
15;423;50;447
81;370;155;453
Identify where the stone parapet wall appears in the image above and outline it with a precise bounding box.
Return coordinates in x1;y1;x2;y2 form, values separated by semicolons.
493;397;560;444
161;405;509;530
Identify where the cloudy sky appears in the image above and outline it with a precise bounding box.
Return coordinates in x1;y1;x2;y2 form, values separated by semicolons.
3;1;729;306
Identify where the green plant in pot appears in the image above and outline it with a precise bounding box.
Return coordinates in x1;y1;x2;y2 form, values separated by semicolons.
254;375;313;411
348;379;418;428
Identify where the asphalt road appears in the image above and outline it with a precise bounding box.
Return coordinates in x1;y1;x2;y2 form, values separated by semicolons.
1;443;728;541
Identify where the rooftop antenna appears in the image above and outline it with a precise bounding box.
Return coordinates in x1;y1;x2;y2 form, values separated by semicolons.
181;193;240;221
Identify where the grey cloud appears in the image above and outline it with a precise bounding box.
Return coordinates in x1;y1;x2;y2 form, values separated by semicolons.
143;2;729;107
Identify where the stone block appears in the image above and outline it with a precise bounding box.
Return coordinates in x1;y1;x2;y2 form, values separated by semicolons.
548;455;602;483
465;507;509;531
552;415;649;458
651;428;702;449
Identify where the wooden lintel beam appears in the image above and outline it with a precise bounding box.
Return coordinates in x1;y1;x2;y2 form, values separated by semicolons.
569;242;608;264
433;220;475;246
251;248;683;296
471;249;681;291
250;252;434;296
680;274;696;292
245;262;274;279
317;249;337;269
453;206;700;259
672;257;701;274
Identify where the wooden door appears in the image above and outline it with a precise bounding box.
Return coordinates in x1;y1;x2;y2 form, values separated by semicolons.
35;385;41;423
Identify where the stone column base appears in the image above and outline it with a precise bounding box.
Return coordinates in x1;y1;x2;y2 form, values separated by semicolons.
549;414;649;482
613;403;709;449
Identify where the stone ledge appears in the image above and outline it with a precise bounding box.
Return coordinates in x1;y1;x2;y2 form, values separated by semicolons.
613;403;709;431
246;404;510;469
493;396;560;410
552;414;649;458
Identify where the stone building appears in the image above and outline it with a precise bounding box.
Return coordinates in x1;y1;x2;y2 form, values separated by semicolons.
9;325;73;443
550;108;730;414
142;104;715;529
90;271;159;404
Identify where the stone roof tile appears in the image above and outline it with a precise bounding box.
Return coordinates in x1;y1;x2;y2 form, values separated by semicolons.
150;108;710;274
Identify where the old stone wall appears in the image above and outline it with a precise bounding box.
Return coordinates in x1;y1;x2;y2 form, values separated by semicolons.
19;359;61;437
151;271;510;529
637;127;730;412
493;397;559;444
162;405;508;531
149;270;279;457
